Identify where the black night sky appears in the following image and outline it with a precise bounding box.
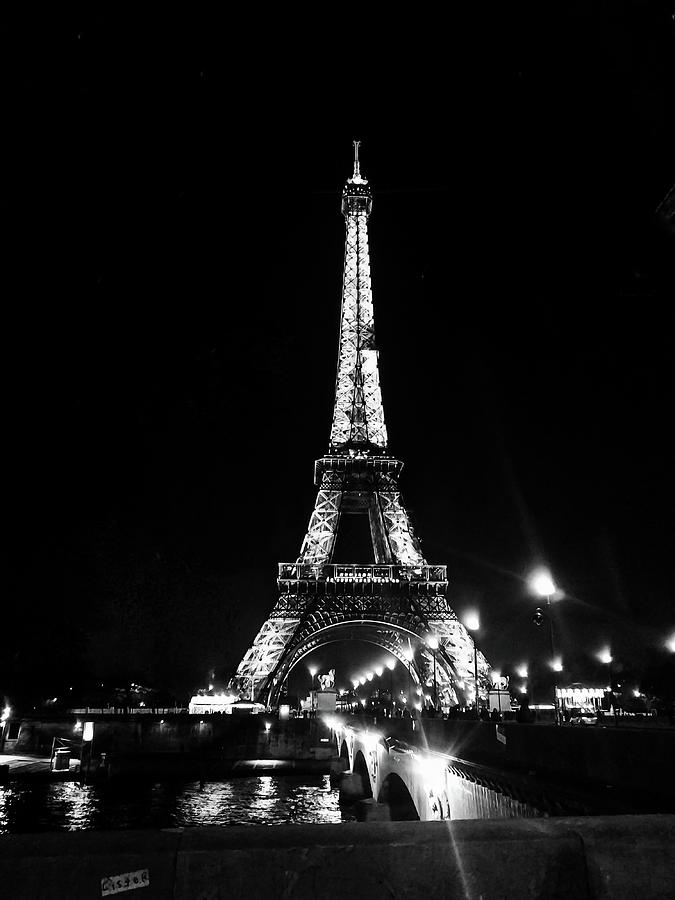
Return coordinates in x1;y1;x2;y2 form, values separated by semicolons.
5;8;674;707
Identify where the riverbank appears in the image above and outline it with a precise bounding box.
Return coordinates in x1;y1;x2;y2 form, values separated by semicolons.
0;750;337;784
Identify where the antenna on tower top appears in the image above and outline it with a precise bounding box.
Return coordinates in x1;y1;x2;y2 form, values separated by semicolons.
353;140;361;179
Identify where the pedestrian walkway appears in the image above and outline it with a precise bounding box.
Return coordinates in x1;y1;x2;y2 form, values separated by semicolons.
0;753;79;777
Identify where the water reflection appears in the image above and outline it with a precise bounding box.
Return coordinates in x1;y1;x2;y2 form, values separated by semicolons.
0;776;354;834
0;782;100;834
174;775;346;827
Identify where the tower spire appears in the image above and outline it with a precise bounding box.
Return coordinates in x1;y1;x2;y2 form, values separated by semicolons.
352;139;361;181
330;142;387;451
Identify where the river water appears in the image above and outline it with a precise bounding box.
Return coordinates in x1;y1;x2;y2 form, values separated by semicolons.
0;776;356;834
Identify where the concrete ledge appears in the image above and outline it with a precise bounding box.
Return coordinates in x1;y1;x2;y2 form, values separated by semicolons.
1;815;674;898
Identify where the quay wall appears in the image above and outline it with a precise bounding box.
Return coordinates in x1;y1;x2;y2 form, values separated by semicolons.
0;814;674;898
8;714;332;762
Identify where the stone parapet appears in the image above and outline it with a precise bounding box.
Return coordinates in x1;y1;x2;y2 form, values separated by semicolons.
1;815;674;898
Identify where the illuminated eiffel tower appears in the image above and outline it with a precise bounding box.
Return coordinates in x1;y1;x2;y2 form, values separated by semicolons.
232;143;490;707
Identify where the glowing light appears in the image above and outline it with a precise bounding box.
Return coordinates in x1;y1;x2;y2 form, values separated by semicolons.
374;666;383;677
361;730;382;754
73;720;82;732
160;719;165;725
520;684;528;694
516;664;528;679
189;693;237;714
352;680;360;690
359;677;366;686
360;699;366;707
308;665;318;677
666;634;675;653
415;754;447;791
82;721;94;742
385;658;396;671
529;568;556;598
551;658;563;673
366;672;373;682
633;689;641;698
1;705;11;724
403;646;414;663
264;722;271;733
556;687;604;701
427;635;439;651
464;611;480;632
598;648;613;665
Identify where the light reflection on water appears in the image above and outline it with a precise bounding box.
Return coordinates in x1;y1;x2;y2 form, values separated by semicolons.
0;776;354;834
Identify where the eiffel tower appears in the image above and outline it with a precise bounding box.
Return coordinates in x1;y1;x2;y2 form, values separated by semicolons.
232;143;489;707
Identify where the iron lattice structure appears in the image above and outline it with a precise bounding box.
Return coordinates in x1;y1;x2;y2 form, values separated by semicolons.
231;144;490;706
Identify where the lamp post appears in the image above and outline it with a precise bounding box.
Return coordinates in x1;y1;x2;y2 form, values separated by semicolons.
598;648;612;688
529;568;560;723
374;666;383;706
516;664;528;703
427;635;439;710
308;665;318;695
386;658;396;715
598;648;613;721
492;672;503;716
464;611;481;718
403;645;414;712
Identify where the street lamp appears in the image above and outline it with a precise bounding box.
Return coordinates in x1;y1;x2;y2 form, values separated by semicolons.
386;657;396;713
597;648;613;718
308;665;318;693
529;568;560;722
598;648;612;672
492;671;503;716
402;645;414;711
427;635;439;710
465;611;481;718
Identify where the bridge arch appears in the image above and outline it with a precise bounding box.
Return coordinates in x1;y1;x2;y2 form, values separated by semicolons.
352;750;373;800
377;773;419;821
338;740;350;773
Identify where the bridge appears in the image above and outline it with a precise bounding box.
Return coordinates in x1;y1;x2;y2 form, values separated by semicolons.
328;714;675;822
332;718;537;822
